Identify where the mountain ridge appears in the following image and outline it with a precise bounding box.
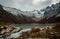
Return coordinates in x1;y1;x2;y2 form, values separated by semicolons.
39;2;60;23
0;4;42;24
0;2;60;24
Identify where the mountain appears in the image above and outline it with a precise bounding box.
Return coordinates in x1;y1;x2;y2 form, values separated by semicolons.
40;2;60;23
0;4;17;23
1;2;60;24
0;4;43;24
3;6;42;18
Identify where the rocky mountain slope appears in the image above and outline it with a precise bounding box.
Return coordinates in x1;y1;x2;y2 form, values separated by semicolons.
39;2;60;23
0;5;17;23
0;4;42;24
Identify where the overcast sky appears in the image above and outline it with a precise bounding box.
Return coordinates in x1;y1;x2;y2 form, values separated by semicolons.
0;0;60;11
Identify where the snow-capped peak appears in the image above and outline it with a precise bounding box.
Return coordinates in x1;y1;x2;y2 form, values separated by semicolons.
3;6;43;18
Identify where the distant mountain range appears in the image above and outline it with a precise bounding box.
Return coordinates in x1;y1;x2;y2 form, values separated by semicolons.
0;2;60;24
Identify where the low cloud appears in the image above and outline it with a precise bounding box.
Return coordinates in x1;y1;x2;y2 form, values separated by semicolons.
0;0;60;11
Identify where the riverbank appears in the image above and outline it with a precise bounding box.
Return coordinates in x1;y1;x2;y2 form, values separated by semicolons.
0;25;22;39
14;23;60;39
0;23;60;39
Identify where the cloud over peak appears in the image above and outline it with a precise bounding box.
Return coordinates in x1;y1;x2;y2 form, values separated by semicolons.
0;0;60;11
